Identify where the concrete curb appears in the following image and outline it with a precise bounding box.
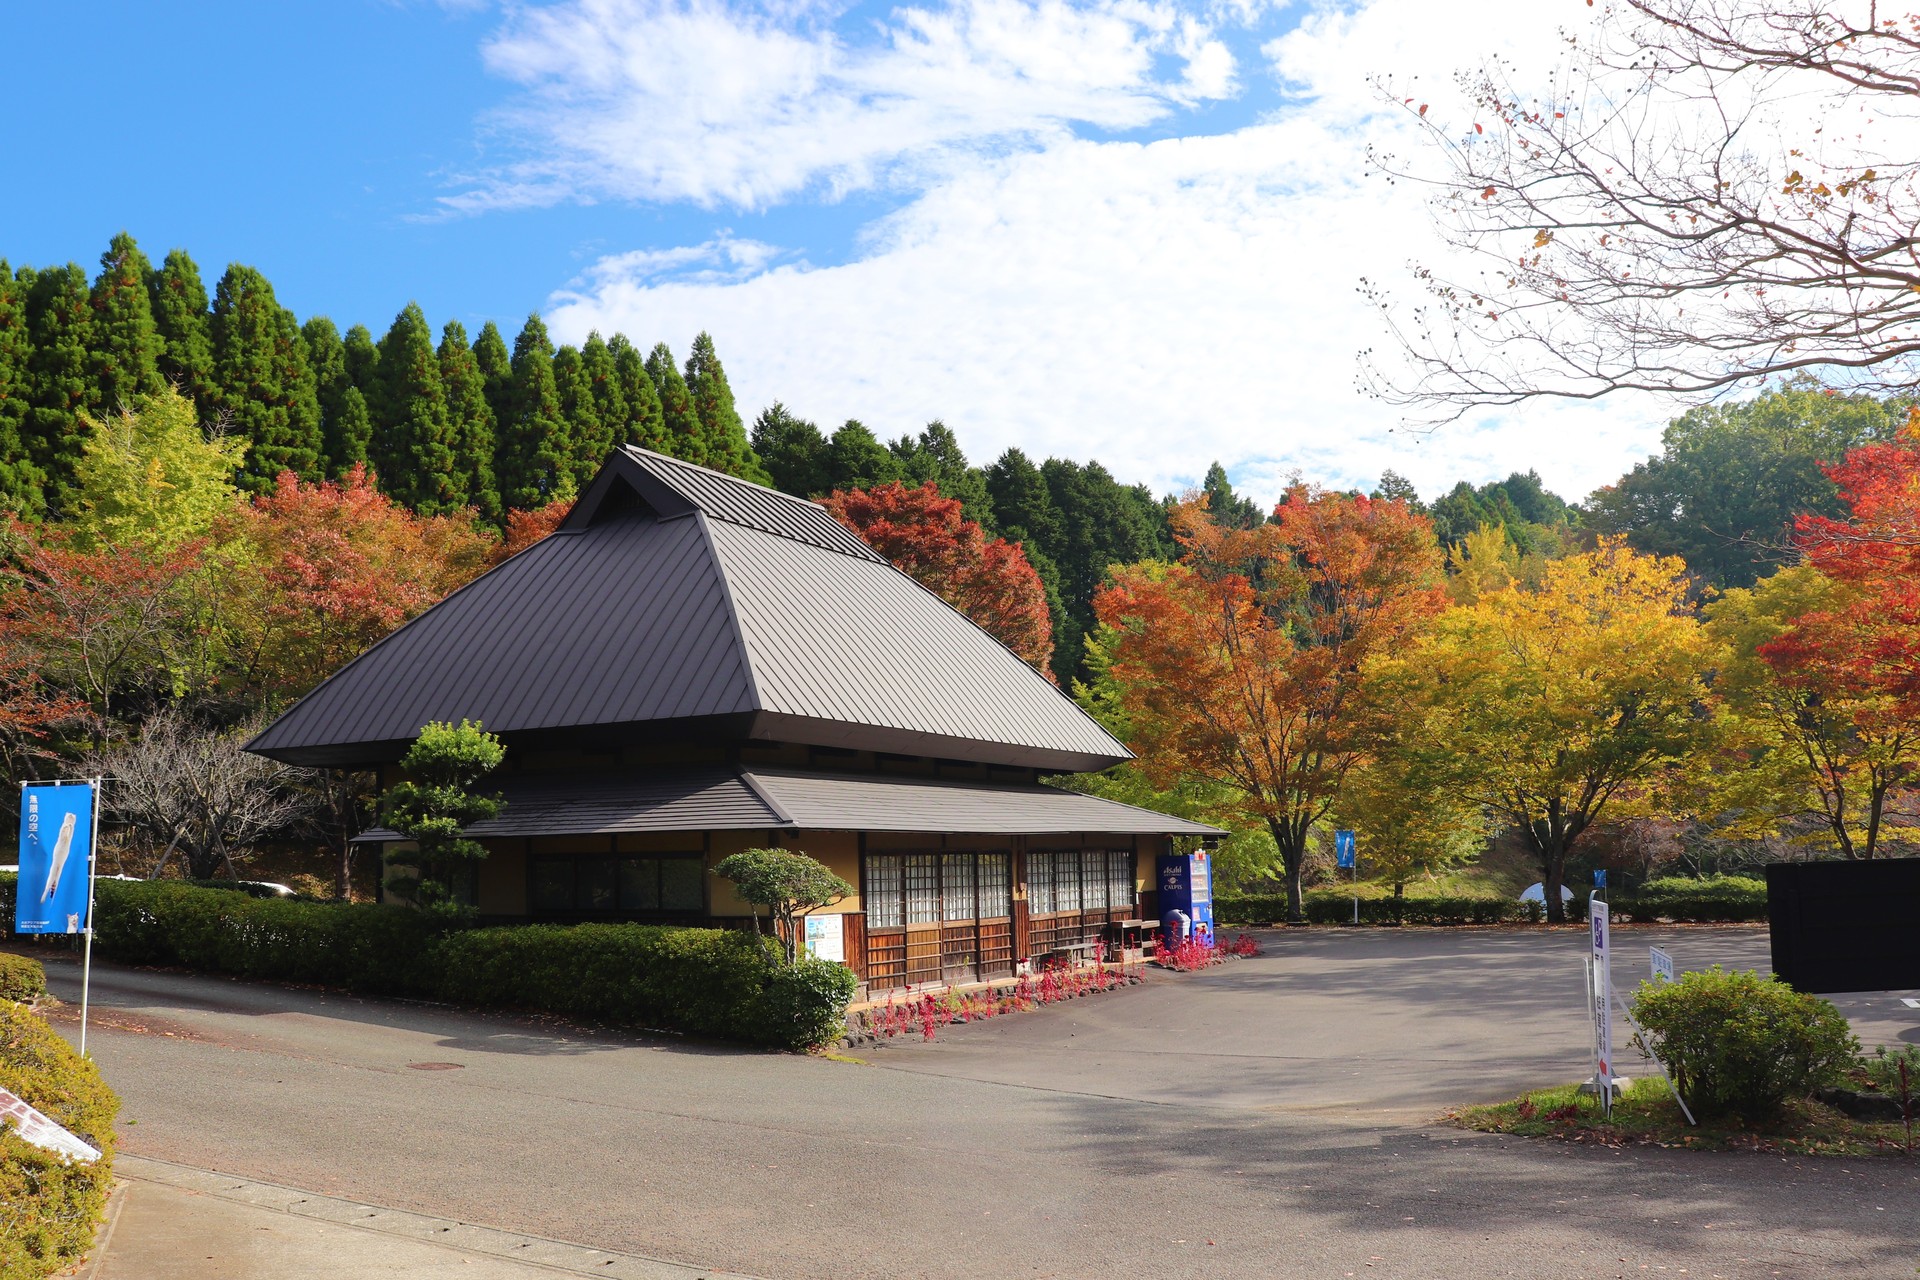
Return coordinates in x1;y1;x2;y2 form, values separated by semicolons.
114;1155;764;1280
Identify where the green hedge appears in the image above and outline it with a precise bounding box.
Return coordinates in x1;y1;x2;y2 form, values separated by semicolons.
1217;892;1544;925
1;874;850;1051
1217;881;1770;926
0;953;46;1004
433;925;856;1049
0;1001;118;1280
89;879;448;995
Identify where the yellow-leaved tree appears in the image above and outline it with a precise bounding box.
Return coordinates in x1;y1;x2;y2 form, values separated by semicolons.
1371;538;1713;921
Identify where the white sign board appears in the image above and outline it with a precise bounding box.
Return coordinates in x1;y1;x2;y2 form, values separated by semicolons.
1590;900;1613;1084
804;914;845;964
0;1087;101;1163
1649;946;1674;984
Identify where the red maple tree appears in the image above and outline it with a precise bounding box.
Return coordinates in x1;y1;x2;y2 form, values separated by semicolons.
821;482;1055;676
220;466;496;700
492;496;574;565
1769;426;1920;713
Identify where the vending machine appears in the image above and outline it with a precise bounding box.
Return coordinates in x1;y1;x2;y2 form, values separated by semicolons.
1156;850;1215;945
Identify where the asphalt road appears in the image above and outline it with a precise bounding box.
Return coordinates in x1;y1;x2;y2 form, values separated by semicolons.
30;925;1920;1280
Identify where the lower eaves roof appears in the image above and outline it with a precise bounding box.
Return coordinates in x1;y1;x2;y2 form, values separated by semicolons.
354;767;1221;841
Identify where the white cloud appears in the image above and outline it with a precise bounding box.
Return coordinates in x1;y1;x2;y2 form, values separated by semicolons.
522;0;1681;508
453;0;1240;212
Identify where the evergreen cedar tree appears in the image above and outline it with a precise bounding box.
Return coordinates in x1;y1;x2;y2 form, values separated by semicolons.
1093;489;1446;924
821;481;1056;678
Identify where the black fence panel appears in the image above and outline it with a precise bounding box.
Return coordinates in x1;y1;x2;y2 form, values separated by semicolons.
1767;859;1920;994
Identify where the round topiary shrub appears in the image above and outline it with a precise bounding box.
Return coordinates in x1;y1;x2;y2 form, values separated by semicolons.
0;953;46;1005
1632;966;1859;1120
0;1002;118;1280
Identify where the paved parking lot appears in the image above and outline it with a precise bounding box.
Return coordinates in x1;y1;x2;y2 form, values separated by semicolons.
33;924;1920;1280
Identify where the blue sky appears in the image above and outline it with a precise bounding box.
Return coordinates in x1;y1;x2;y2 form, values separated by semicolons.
3;0;1670;505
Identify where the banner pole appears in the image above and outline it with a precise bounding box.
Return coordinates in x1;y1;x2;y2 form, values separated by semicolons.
78;777;100;1060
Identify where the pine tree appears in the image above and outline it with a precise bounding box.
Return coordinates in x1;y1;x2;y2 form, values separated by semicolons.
751;403;828;496
146;249;213;413
24;263;97;515
208;264;322;491
371;303;459;513
607;333;663;450
471;320;514;433
440;319;500;524
495;315;570;510
1200;461;1264;530
646;343;705;466
683;332;766;481
304;317;368;478
89;232;163;411
0;263;45;515
553;343;608;492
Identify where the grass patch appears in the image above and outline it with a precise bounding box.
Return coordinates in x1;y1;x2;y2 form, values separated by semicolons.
1447;1079;1917;1157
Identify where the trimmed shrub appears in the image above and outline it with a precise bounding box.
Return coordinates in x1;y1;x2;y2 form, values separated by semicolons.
8;876;860;1051
0;1001;118;1280
431;924;852;1050
89;879;447;995
1216;892;1538;926
1609;876;1769;923
0;953;46;1004
1632;967;1859;1119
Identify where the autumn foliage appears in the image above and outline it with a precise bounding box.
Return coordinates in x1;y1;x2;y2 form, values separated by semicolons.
219;465;496;699
822;481;1054;676
1094;488;1445;920
1771;427;1920;715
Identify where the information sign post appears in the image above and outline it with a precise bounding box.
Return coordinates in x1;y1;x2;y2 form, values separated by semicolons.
15;779;101;1056
1589;898;1613;1117
1335;830;1357;925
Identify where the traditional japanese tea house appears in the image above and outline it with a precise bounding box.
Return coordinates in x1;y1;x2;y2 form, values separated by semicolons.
249;446;1217;992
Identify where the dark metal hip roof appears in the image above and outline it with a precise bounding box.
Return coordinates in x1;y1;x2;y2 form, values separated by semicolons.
352;766;1221;841
250;447;1132;773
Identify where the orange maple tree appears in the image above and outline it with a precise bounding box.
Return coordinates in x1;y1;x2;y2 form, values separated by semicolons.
220;465;496;701
492;495;575;565
1094;488;1445;921
822;481;1054;677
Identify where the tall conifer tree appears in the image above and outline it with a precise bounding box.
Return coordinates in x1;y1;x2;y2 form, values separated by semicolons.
343;323;379;394
24;263;97;514
208;265;322;491
303;317;373;478
147;249;213;414
371;303;459;512
682;332;765;480
496;315;570;510
607;333;663;449
0;264;44;514
580;331;624;460
439;319;500;524
552;344;608;492
646;342;704;466
471;320;513;433
750;403;828;497
89;233;163;411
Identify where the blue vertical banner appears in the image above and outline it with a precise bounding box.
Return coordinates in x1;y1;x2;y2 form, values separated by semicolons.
16;782;95;935
1335;829;1357;870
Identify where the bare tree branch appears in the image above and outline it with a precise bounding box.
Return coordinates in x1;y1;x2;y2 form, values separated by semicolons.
1364;0;1920;422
